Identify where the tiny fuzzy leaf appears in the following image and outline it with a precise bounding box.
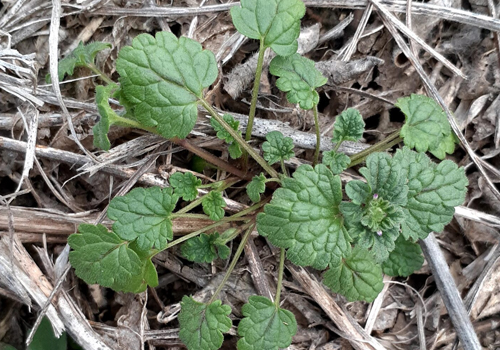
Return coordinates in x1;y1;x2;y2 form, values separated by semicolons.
332;108;365;143
228;142;243;159
181;232;230;263
323;151;351;175
48;41;111;82
262;131;295;165
237;296;297;350
68;224;156;293
353;225;400;264
393;147;468;240
179;296;232;350
430;131;456;160
396;94;453;159
382;235;424;277
202;191;226;221
247;173;266;203
107;187;179;251
359;152;408;206
116;32;218;139
93;83;119;151
344;181;371;205
230;0;306;57
269;53;327;110
257;164;351;270
169;172;202;201
210;114;240;144
323;247;384;302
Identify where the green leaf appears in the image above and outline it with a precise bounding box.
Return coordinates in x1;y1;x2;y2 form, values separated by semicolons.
202;191;226;221
269;53;327;110
247;173;266;202
169;172;202;201
93;83;119;151
237;296;297;350
48;41;111;82
262;131;295;165
181;232;230;263
393;147;468;240
116;32;218;139
257;164;351;270
323;151;351;174
230;0;306;57
68;224;156;293
382;235;424;277
323;247;384;302
28;317;67;350
210;114;243;159
396;94;454;159
332;108;365;144
107;187;179;251
353;225;400;264
179;296;232;350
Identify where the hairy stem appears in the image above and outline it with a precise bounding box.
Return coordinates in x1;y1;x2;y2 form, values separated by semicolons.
274;248;286;307
349;130;401;166
200;99;279;178
87;63;115;86
246;41;266;142
313;105;321;166
208;223;255;304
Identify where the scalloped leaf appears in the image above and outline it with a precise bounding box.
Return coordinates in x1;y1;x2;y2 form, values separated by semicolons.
68;224;157;293
396;94;454;159
181;232;230;263
230;0;306;56
116;32;217;139
332;108;365;144
247;173;266;203
48;41;111;82
210;114;242;159
393;147;468;240
202;191;226;221
382;235;424;276
323;247;384;302
237;296;297;350
323;150;351;174
257;164;351;270
107;187;179;251
179;296;232;350
169;172;202;201
262;131;295;166
269;53;327;110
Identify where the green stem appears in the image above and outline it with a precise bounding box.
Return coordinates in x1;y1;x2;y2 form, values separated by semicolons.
274;248;286;307
246;40;266;142
349;130;401;166
166;217;247;249
87;63;115;86
170;213;210;220
332;139;343;153
280;159;288;177
349;134;403;167
176;178;239;215
208;223;255;304
313;105;321;166
200;99;279;178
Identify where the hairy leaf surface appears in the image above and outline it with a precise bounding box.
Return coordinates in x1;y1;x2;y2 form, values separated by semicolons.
323;151;351;175
210;114;242;159
332;108;365;143
116;32;217;139
107;187;179;251
237;296;297;350
323;247;384;302
68;224;157;293
269;53;327;109
257;164;350;269
396;94;454;159
181;232;230;263
247;173;266;203
202;191;226;221
179;297;232;350
170;172;202;201
230;0;306;56
262;131;295;165
382;235;424;277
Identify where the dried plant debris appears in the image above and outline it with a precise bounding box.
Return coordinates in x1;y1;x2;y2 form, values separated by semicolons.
1;0;500;349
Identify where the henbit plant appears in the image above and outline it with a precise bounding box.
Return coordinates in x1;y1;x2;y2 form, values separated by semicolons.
59;2;469;349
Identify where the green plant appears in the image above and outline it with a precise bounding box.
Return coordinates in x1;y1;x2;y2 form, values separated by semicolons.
60;1;468;349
